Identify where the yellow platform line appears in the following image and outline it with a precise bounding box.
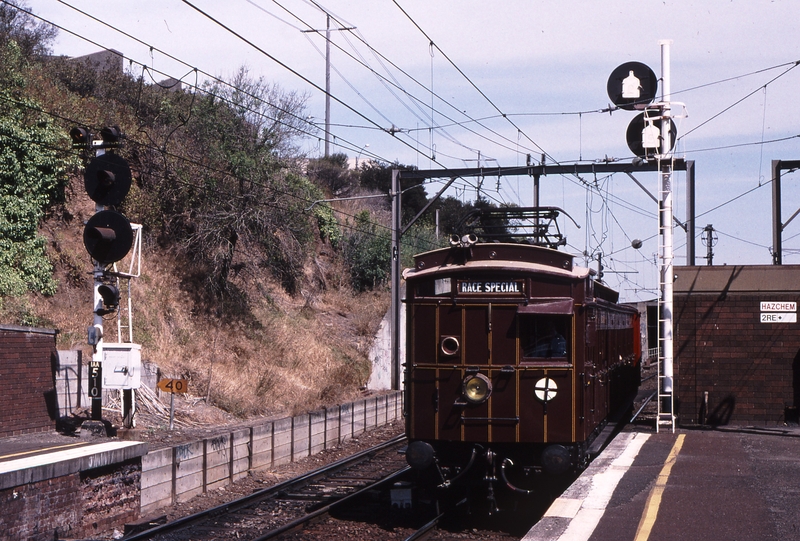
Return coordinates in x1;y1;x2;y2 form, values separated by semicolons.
0;441;85;461
634;433;686;541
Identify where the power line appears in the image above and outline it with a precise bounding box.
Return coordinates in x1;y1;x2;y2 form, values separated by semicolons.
264;0;529;160
0;89;439;254
179;0;442;166
678;60;800;141
391;0;555;164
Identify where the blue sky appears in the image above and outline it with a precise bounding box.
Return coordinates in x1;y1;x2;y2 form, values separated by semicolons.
31;0;800;301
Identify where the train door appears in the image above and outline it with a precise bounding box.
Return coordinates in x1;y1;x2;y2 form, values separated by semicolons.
517;298;575;443
431;303;520;444
584;307;600;436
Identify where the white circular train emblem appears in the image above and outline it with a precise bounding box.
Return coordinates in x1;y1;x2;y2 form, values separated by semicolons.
534;377;558;402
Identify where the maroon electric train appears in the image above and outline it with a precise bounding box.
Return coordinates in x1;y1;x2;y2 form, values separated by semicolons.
403;233;641;509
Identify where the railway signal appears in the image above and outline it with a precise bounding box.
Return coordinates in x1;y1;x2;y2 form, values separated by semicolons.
607;42;683;432
73;125;142;430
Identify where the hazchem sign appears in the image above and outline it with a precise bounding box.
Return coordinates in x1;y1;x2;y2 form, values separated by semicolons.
760;301;797;323
760;301;796;312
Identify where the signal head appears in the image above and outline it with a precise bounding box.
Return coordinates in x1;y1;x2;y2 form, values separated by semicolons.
70;127;92;149
84;153;132;206
96;283;120;315
99;125;123;146
83;210;134;264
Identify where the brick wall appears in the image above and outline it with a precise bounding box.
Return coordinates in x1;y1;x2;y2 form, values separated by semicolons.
0;325;59;437
81;460;141;536
0;460;141;539
0;473;80;541
674;265;800;425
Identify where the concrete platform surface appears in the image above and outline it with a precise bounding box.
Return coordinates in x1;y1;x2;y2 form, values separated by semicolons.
526;426;800;541
0;434;147;490
0;431;90;463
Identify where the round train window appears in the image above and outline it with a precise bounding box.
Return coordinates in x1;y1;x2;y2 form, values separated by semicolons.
440;336;460;356
534;377;558;402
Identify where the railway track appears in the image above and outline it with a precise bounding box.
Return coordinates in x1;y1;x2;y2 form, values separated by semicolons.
117;434;408;541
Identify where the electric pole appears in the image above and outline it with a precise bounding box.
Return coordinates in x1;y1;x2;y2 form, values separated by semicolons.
303;15;355;157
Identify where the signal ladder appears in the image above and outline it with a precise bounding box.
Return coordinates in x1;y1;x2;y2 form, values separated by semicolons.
656;166;676;433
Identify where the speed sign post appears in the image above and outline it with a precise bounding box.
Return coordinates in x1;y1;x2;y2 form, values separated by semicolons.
157;378;188;430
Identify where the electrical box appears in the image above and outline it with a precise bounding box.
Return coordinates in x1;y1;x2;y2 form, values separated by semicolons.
101;343;141;389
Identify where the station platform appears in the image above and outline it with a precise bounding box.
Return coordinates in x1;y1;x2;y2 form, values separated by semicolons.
524;425;800;541
0;430;147;490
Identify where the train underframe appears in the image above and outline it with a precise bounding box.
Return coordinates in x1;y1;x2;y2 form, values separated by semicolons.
405;432;601;513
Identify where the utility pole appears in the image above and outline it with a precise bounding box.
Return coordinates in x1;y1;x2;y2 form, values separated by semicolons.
390;169;401;390
303;15;355;157
324;15;330;157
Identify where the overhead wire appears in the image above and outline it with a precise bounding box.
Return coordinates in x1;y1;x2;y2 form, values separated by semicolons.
28;2;796;288
51;0;792;234
390;0;556;165
0;84;440;255
23;0;415;168
176;0;512;217
263;0;518;159
678;60;800;141
17;0;512;226
179;0;445;166
308;0;548;160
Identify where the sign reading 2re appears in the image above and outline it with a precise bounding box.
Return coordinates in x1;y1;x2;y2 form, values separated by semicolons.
760;301;797;323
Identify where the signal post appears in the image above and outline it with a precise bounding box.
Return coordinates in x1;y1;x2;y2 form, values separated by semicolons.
71;126;143;430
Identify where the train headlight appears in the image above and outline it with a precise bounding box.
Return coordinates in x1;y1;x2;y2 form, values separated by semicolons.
462;373;492;404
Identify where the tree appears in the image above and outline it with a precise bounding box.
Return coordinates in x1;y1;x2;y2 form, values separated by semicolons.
0;40;71;296
344;210;390;291
137;67;318;296
307;153;355;196
358;159;427;223
434;196;515;241
0;0;57;58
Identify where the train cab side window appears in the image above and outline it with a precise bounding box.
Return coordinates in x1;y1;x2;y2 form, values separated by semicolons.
521;316;569;360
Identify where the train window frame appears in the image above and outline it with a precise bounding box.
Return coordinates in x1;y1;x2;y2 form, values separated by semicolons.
519;314;572;365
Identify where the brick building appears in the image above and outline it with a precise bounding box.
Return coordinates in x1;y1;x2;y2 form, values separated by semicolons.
674;265;800;425
0;325;59;437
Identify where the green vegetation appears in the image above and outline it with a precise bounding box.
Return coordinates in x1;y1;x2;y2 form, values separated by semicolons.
0;40;73;296
0;1;512;418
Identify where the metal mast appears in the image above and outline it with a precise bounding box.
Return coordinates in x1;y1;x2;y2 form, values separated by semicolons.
657;39;676;432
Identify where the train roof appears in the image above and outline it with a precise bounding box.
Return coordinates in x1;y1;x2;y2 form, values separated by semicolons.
403;242;591;282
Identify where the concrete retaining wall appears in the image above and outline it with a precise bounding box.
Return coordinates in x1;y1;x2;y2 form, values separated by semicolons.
140;392;403;516
54;353;160;418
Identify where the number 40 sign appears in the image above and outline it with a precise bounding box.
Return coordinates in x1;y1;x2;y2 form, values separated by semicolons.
157;378;188;394
157;378;188;430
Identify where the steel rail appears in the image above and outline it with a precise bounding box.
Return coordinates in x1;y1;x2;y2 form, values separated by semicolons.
402;512;445;541
116;433;408;541
253;466;412;540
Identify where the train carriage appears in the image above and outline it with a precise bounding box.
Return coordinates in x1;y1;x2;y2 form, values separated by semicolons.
403;236;640;508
